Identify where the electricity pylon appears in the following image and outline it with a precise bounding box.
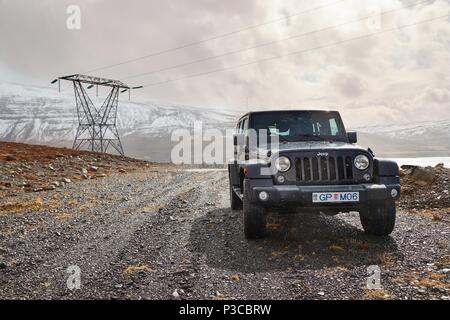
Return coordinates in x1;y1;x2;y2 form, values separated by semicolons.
56;74;140;156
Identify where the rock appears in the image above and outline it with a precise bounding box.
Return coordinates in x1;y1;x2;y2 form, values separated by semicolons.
441;268;450;274
48;164;55;171
4;155;16;161
63;178;71;183
33;188;44;192
0;262;7;269
51;181;60;187
81;168;88;175
318;291;325;296
89;166;99;172
43;185;56;191
410;167;437;185
96;174;106;178
172;290;180;299
229;274;240;281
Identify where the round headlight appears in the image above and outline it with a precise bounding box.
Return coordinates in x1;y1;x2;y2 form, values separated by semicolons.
354;154;370;170
275;156;291;172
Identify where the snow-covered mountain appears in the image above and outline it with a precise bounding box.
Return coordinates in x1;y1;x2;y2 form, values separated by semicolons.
352;120;450;157
0;82;238;161
354;120;450;142
1;82;449;160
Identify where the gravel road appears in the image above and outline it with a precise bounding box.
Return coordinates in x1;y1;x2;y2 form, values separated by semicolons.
0;166;449;300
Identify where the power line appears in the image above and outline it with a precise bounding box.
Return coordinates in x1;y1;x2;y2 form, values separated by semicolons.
82;0;346;74
120;0;432;81
139;14;448;88
57;121;238;134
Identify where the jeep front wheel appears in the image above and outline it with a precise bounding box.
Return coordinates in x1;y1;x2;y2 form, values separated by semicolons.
243;179;267;239
359;200;396;236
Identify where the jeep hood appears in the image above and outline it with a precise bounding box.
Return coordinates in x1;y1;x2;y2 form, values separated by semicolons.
256;141;368;159
275;141;367;152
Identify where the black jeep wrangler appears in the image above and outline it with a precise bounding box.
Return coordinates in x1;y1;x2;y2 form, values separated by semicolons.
228;110;400;239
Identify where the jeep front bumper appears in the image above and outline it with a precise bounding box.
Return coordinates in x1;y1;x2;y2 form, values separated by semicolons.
249;182;400;208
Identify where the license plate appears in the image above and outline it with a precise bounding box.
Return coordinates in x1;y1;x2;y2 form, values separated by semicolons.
312;192;360;203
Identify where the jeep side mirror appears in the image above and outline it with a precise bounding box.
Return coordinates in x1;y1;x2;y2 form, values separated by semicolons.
347;131;357;144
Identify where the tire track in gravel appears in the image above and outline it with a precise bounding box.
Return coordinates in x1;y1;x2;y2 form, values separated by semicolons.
76;170;229;299
0;169;224;299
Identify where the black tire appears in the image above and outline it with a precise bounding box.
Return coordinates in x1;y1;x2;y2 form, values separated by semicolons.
243;179;267;239
359;200;396;236
229;180;242;210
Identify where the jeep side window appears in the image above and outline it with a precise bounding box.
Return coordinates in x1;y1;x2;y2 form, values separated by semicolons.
241;118;248;133
329;118;339;136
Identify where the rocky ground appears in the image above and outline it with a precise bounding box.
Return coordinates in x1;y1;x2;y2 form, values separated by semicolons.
0;143;448;300
399;164;450;222
0;142;151;196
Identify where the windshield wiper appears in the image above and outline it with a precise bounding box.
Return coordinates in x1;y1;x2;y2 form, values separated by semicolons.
269;134;334;143
291;134;331;142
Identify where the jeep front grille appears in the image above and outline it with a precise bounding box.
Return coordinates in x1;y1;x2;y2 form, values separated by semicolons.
295;156;353;182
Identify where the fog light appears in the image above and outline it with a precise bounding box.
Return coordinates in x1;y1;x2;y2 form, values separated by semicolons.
391;189;398;198
259;191;269;201
363;173;371;181
277;175;286;184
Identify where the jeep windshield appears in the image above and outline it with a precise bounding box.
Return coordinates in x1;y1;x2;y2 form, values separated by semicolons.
250;111;348;144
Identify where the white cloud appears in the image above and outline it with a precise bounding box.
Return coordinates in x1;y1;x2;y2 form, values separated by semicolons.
0;0;449;126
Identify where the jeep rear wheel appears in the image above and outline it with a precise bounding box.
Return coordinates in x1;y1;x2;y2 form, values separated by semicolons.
359;200;396;236
243;179;267;239
229;181;242;210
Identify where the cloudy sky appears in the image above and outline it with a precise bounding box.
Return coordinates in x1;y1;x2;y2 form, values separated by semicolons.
0;0;449;126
